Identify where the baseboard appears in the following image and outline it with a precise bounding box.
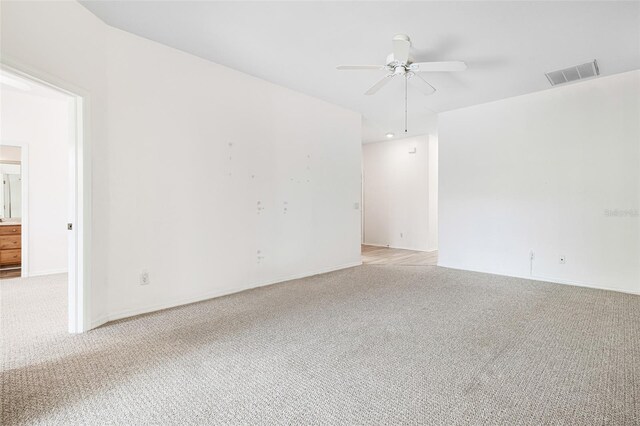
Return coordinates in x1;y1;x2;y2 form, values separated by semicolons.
26;268;68;277
529;272;640;296
90;260;363;330
363;243;436;253
437;262;640;296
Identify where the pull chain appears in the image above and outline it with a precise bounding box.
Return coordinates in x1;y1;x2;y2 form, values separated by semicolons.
404;75;408;133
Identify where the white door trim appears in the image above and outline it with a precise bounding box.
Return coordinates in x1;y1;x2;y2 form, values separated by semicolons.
1;59;92;333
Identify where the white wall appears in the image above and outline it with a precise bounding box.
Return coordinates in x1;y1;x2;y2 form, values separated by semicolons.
103;28;361;319
439;70;640;294
1;89;71;276
427;136;438;250
1;1;362;327
362;135;438;251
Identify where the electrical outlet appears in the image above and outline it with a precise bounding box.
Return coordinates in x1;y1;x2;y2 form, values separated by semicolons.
140;270;150;285
559;255;566;264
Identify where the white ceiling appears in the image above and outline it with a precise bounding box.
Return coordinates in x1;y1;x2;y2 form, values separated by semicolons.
80;1;640;143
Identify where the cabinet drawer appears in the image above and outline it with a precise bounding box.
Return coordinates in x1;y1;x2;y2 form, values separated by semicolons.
0;249;21;265
0;235;20;250
0;225;21;236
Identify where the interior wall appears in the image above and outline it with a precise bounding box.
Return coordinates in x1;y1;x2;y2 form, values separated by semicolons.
439;70;640;294
104;28;362;319
1;1;362;327
1;89;71;276
427;135;438;250
362;135;437;251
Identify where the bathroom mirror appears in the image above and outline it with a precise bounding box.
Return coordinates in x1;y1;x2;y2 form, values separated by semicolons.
0;162;22;219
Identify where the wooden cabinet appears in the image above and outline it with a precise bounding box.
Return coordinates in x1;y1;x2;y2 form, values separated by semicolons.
0;225;21;235
0;225;21;267
0;235;21;250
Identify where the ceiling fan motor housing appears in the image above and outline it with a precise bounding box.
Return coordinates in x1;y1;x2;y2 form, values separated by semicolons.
386;53;414;69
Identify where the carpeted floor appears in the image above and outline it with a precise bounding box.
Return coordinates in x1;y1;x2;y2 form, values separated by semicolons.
1;266;639;425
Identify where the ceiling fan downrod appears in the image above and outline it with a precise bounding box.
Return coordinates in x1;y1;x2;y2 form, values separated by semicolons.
405;74;408;134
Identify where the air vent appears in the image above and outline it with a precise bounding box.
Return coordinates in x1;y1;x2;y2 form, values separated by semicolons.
545;60;600;86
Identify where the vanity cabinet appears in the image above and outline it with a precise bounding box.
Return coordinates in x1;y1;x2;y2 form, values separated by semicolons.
0;225;21;267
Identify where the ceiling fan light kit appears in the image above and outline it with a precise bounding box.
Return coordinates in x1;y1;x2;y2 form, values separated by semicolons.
337;34;467;134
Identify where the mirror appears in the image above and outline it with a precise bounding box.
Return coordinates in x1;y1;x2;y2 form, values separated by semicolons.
0;162;21;220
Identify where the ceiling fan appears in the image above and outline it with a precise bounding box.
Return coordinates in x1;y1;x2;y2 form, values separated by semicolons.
336;34;467;96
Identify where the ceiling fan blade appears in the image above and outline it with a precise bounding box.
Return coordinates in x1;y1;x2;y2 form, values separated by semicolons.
336;65;386;70
410;61;467;72
365;73;395;95
392;34;411;63
408;73;436;96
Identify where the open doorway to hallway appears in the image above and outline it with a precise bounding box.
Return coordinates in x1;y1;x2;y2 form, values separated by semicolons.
0;69;75;337
361;244;438;266
361;134;438;266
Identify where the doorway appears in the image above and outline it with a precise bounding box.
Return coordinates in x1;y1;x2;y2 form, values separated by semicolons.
0;65;88;333
361;134;439;266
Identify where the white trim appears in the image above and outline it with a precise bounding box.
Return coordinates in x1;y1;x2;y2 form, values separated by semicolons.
0;141;29;277
27;268;68;278
91;261;363;329
20;145;28;277
437;263;640;296
529;273;640;296
1;59;92;333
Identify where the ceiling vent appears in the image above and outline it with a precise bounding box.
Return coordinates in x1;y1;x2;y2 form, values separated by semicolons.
545;60;600;86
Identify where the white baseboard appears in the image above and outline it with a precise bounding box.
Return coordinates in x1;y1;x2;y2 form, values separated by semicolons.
26;268;68;278
437;262;640;296
90;260;362;330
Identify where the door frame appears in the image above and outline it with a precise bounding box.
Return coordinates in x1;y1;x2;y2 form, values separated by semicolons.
1;60;92;333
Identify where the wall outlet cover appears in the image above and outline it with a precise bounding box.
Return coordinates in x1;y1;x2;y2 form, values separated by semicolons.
140;270;150;285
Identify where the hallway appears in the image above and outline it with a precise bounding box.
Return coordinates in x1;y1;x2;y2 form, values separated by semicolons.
361;245;438;266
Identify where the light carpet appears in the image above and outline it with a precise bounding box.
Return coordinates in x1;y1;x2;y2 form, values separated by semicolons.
1;266;639;425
